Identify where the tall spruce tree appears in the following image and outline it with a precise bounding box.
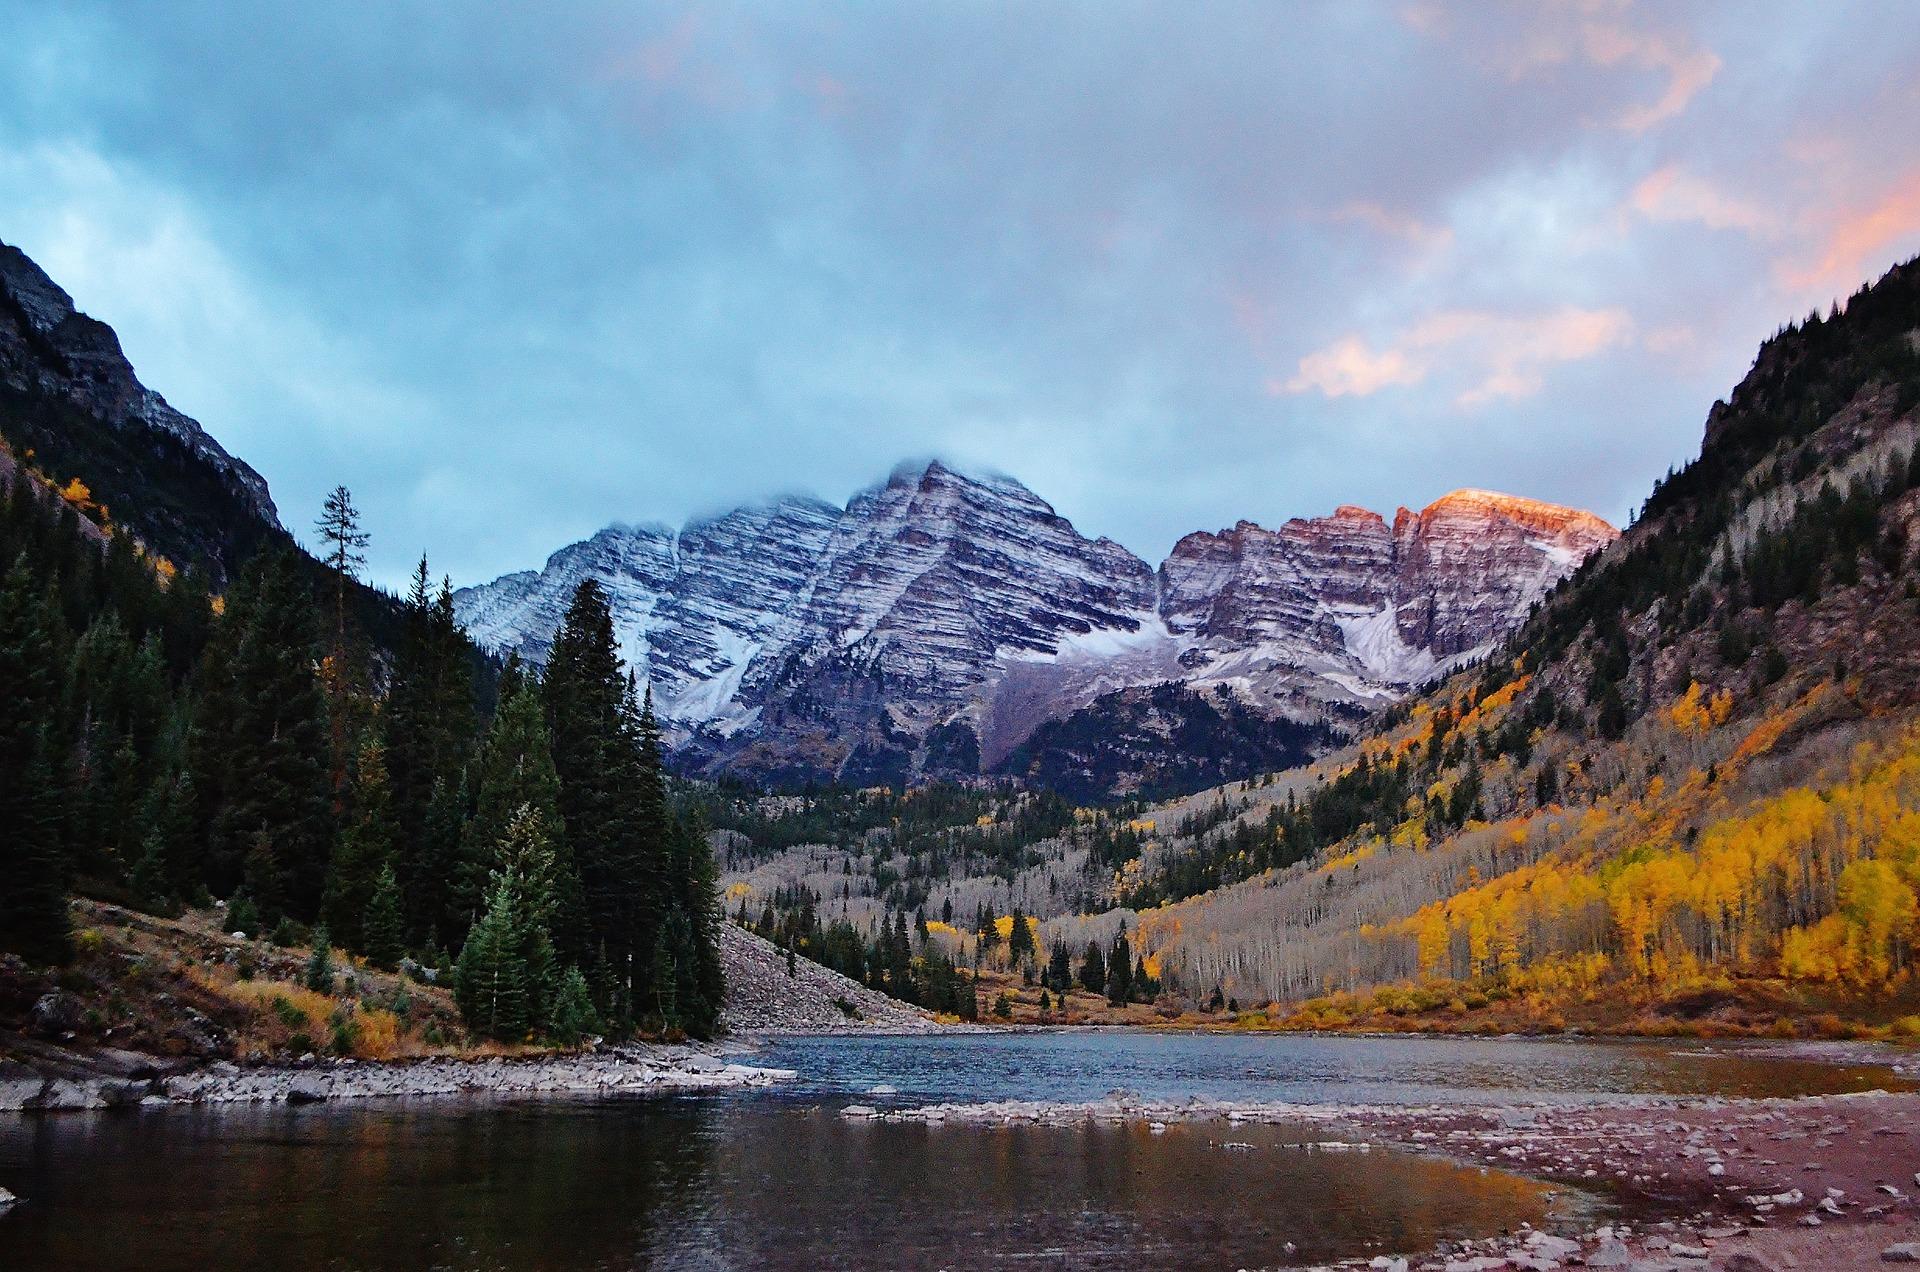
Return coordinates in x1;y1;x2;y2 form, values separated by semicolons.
464;660;581;952
384;559;477;937
543;580;654;1025
312;485;368;805
206;550;332;919
322;738;398;950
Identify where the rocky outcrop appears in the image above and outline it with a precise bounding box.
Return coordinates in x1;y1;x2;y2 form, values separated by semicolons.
458;462;1615;791
1158;489;1617;718
0;242;276;524
0;240;281;578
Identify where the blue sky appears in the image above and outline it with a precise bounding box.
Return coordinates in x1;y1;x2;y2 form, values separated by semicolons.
3;2;1918;589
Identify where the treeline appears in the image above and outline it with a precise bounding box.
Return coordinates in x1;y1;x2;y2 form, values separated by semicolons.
706;782;1081;924
736;891;981;1019
0;472;722;1040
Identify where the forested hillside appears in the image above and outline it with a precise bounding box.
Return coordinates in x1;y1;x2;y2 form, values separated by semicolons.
1101;257;1920;1033
0;438;723;1050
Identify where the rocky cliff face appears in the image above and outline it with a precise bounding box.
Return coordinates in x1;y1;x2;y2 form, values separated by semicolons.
0;240;280;575
457;462;1616;791
1157;490;1617;719
1;244;277;523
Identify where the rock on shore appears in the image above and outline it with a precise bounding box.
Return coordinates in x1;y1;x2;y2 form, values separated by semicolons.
0;1042;792;1112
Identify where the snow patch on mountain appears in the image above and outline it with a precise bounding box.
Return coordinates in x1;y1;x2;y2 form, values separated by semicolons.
454;463;1617;782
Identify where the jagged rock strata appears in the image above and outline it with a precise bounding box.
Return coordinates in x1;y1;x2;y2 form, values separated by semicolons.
457;462;1615;790
0;243;276;524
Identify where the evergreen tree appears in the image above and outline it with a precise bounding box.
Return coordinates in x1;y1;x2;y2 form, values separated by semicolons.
549;964;599;1045
486;804;563;1030
385;558;476;933
1106;931;1133;1005
543;580;657;1023
1047;941;1073;994
322;738;398;949
1008;902;1036;963
0;558;71;964
456;879;531;1043
1079;940;1106;994
1;733;72;965
304;925;335;993
363;862;405;970
671;805;725;1035
208;551;332;919
312;485;368;804
462;663;576;946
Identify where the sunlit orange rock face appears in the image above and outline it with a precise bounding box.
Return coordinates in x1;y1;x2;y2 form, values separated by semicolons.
1160;488;1617;676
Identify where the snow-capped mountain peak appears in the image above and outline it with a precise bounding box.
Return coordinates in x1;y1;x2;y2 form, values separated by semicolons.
454;466;1616;786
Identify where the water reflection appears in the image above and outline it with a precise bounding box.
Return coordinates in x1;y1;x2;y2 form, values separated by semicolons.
757;1030;1913;1107
0;1094;1568;1270
1;1032;1904;1271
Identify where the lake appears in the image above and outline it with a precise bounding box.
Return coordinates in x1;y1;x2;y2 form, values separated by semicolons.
0;1032;1907;1270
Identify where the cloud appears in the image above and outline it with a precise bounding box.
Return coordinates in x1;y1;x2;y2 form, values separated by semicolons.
1284;307;1634;408
1628;165;1770;234
0;0;1914;581
1490;7;1721;133
1783;168;1920;293
1579;19;1721;133
1329;201;1454;253
1278;337;1421;398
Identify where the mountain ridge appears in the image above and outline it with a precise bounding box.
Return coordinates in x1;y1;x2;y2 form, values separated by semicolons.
457;460;1616;793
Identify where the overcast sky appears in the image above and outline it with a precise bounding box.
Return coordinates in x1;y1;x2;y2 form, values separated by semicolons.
4;2;1918;589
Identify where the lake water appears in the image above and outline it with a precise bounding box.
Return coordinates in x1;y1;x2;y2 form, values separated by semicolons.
0;1033;1907;1270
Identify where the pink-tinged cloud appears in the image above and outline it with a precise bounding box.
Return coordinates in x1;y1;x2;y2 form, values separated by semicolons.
1282;306;1633;406
1628;165;1770;234
1278;336;1421;398
1784;169;1920;293
1330;201;1454;253
1580;20;1720;133
1490;10;1720;133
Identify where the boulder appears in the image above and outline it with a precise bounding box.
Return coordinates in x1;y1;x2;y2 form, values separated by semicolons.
285;1076;329;1105
1587;1237;1632;1268
97;1079;153;1109
27;990;85;1038
1882;1245;1920;1264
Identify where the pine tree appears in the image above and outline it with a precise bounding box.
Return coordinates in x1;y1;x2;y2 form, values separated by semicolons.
671;805;725;1036
304;925;335;993
549;964;599;1045
456;879;530;1043
0;558;71;964
1105;931;1133;1005
543;580;657;1023
385;559;476;932
323;738;398;950
1079;940;1106;994
363;863;405;970
462;663;576;946
312;485;369;805
1008;902;1034;963
209;551;332;919
1047;941;1073;994
0;733;72;965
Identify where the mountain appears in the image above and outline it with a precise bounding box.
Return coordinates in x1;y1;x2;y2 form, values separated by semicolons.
0;240;497;691
0;241;278;578
1084;256;1920;1030
457;460;1614;793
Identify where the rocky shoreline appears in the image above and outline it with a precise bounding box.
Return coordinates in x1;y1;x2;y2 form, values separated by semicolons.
0;1040;794;1112
838;1087;1920;1269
